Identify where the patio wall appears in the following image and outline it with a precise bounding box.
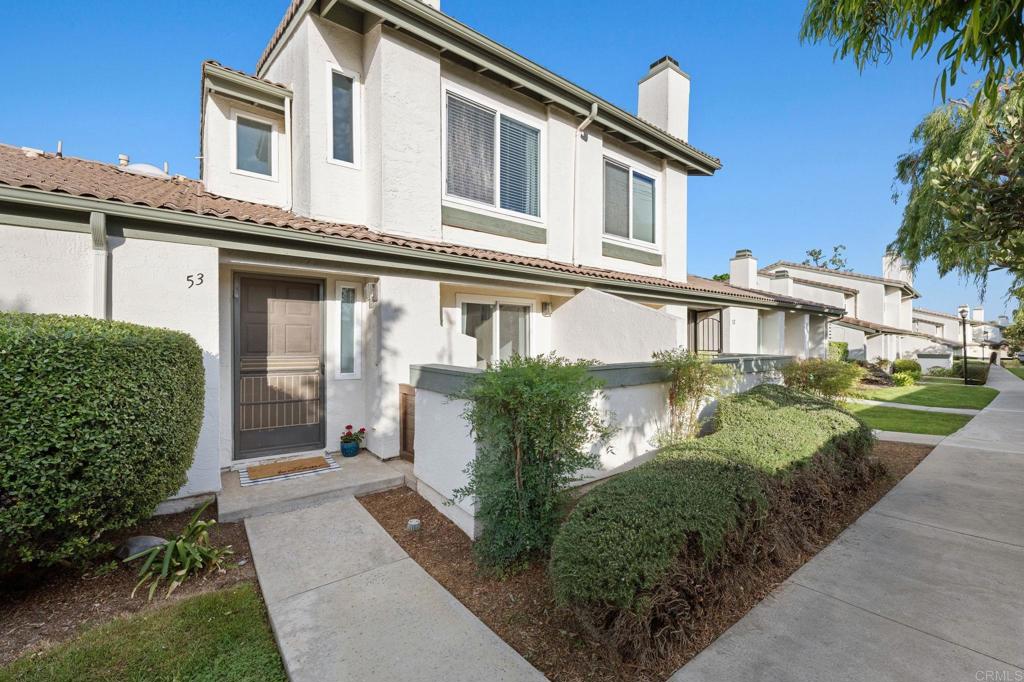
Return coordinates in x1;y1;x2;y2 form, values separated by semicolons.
410;355;791;537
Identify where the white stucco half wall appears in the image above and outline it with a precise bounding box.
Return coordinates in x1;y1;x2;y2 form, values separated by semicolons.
550;288;683;363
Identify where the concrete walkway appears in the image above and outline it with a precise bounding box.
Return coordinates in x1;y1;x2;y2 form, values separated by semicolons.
872;429;946;446
246;497;544;681
851;397;981;416
674;364;1024;681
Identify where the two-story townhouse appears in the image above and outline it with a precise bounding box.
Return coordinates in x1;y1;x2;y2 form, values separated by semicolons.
0;0;839;506
915;307;1006;360
729;250;931;362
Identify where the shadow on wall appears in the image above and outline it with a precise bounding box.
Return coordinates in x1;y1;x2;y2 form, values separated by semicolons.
0;296;31;312
368;299;406;450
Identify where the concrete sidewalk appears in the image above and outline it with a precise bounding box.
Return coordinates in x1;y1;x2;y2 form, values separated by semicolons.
246;497;544;681
673;364;1024;681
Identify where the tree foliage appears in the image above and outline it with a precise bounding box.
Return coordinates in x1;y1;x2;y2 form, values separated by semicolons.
452;354;613;571
803;244;851;271
1002;303;1024;351
890;75;1024;296
799;0;1024;101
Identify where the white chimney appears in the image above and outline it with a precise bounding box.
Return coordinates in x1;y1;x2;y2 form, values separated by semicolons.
971;306;985;322
117;153;130;167
729;249;758;289
883;252;913;285
769;270;794;297
638;56;690;141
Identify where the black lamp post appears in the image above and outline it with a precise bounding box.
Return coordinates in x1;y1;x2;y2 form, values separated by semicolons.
958;305;969;385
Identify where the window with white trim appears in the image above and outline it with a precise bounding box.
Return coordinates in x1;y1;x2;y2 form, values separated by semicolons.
235;115;274;177
331;70;355;164
459;297;531;368
336;283;361;378
445;93;540;217
603;159;655;244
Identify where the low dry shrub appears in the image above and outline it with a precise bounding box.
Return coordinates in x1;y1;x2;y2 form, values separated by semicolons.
780;357;864;401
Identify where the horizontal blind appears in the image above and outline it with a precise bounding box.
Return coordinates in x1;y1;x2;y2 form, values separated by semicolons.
236;117;273;176
632;173;655;243
603;161;629;237
447;95;495;204
499;115;540;216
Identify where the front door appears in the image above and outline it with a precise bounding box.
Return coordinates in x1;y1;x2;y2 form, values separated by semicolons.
235;275;324;460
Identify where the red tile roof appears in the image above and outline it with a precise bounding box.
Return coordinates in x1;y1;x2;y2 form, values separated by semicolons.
0;143;836;311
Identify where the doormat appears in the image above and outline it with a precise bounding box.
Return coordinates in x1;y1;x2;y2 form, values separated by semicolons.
240;453;340;487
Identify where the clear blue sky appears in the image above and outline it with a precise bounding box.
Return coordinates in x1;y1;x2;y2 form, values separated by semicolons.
2;0;1012;315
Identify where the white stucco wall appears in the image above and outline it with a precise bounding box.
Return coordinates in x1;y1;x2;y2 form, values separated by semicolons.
413;363;784;539
109;237;221;498
0;225;92;314
549;288;682;362
2;224;222;500
202;94;291;208
722;306;759;354
783;312;810;358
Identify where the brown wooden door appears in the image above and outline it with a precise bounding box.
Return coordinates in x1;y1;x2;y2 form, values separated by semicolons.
399;384;415;462
236;276;324;460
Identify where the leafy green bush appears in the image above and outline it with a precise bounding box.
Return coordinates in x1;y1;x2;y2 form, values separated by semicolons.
550;384;875;660
453;354;613;571
892;371;917;386
126;500;232;600
893;358;922;379
652;349;735;444
780;357;864;401
928;366;954;377
0;313;204;574
827;341;849;362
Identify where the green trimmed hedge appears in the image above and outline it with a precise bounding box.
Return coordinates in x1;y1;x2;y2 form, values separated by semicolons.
827;341;849;362
0;313;205;574
949;358;991;384
893;358;922;379
549;384;875;659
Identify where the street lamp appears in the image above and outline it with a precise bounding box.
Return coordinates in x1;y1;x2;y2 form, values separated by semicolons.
958;304;970;385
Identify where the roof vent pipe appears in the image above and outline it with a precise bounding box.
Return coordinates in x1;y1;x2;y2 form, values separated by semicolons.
56;140;63;158
118;153;130;167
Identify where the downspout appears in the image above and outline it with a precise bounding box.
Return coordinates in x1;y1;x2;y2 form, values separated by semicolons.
283;95;293;211
569;103;598;266
90;211;110;320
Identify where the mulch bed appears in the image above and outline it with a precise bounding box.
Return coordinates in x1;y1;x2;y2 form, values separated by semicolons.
359;440;933;682
0;503;255;666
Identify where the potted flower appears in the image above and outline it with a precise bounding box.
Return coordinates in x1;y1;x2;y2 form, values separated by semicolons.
340;425;366;457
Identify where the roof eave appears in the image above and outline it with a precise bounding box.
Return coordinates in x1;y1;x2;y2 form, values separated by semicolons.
0;184;835;312
258;0;721;174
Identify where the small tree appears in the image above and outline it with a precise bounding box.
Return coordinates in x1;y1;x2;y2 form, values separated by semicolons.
803;244;850;271
653;349;736;444
453;354;613;571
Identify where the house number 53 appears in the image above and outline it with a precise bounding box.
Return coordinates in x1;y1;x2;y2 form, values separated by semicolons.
186;273;205;288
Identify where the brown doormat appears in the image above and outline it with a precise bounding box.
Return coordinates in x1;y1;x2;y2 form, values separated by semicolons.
247;455;329;481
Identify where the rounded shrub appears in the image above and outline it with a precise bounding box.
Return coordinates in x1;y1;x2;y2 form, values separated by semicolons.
550;383;876;661
892;371;916;386
893;358;922;379
780;357;864;400
0;313;205;574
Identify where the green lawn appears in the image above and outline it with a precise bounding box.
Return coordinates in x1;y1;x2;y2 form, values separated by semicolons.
0;583;285;682
846;403;973;436
918;376;968;385
1002;361;1024;380
854;383;997;410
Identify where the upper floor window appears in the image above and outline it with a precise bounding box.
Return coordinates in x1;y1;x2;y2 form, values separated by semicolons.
445;93;540;218
603;159;655;244
235;113;274;177
330;69;355;164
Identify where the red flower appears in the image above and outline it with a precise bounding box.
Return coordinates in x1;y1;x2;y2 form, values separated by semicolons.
345;424;353;430
358;427;366;433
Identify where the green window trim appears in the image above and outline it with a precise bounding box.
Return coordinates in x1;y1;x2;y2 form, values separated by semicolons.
602;240;663;266
442;205;547;244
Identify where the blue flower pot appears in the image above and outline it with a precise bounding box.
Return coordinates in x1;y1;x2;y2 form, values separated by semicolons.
340;441;360;458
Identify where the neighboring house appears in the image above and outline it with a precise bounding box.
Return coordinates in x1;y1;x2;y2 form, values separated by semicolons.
0;0;838;504
915;307;1007;360
731;251;942;362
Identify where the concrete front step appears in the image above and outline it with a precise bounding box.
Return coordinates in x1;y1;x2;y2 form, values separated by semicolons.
218;453;406;522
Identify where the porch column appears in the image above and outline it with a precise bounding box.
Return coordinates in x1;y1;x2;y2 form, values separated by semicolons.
722;306;758;354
